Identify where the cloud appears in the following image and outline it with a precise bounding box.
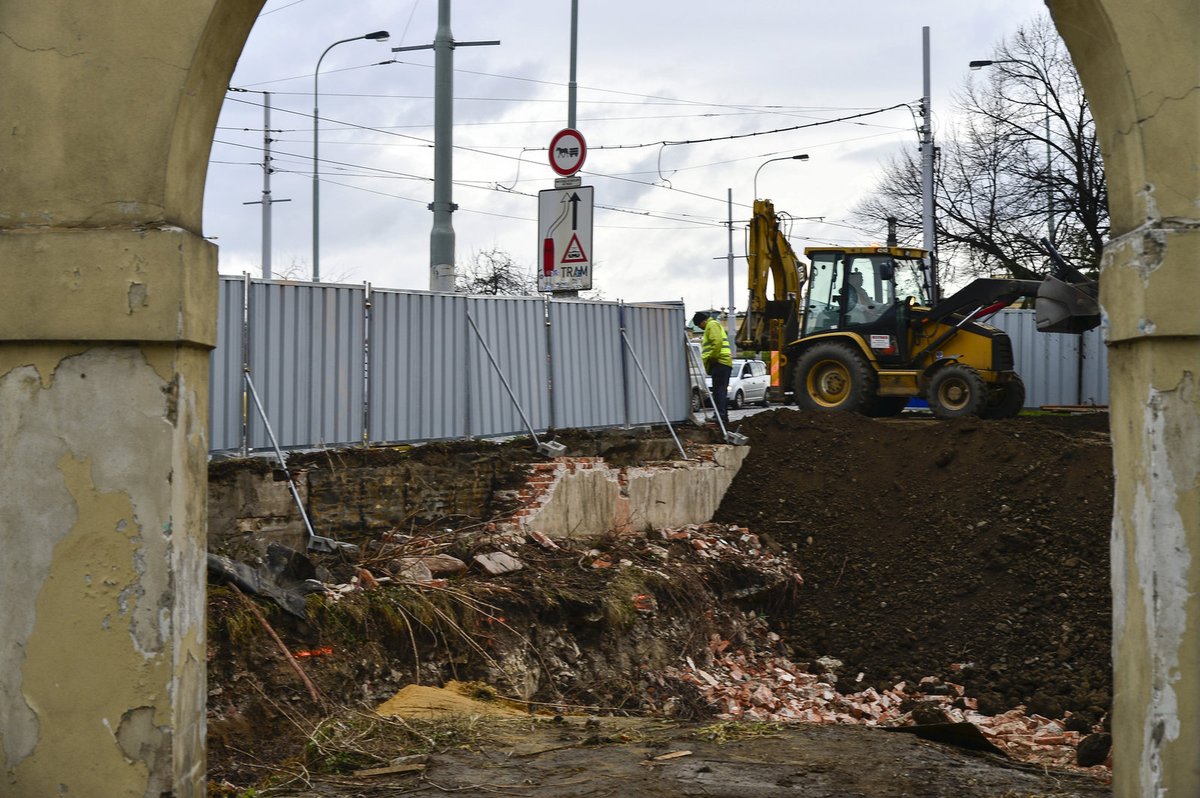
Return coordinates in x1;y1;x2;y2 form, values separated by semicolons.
207;0;1048;313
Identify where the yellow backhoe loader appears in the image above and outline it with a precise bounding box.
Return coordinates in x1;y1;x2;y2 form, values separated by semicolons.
738;199;1100;419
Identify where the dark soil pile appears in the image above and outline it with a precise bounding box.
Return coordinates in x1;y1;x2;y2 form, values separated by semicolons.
714;410;1113;724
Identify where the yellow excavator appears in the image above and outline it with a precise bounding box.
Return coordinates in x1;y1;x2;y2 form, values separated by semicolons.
738;199;1100;418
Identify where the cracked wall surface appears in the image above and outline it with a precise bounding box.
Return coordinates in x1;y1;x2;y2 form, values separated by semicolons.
1051;1;1200;795
0;346;210;795
1;1;259;794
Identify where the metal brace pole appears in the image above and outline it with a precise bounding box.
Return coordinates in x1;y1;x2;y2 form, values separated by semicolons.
239;272;251;457
244;370;355;554
465;310;564;457
620;329;689;461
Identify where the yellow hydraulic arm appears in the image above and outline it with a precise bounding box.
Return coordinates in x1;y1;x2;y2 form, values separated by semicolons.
740;199;805;352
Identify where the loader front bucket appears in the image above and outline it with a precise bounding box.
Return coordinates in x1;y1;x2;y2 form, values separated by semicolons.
1035;276;1100;334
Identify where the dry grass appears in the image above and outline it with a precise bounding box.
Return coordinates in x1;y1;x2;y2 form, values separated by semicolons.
694;719;785;744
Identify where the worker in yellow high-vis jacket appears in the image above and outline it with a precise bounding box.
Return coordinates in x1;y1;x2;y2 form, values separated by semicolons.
692;310;733;425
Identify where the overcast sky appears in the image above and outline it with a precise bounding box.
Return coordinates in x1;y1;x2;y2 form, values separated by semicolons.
203;0;1048;313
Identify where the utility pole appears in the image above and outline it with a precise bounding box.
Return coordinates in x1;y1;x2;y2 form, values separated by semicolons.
568;0;579;129
552;0;583;300
394;0;498;292
920;26;938;300
726;188;736;353
242;91;290;280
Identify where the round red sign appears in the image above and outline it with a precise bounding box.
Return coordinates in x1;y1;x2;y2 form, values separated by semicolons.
548;128;587;176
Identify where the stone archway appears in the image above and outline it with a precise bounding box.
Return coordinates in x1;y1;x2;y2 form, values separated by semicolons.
2;2;1198;796
0;3;262;795
1050;4;1200;796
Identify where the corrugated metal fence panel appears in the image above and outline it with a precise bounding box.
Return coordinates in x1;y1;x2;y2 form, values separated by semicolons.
1077;325;1109;406
208;276;246;452
549;300;625;429
368;290;469;443
246;281;365;450
623;303;689;425
210;285;693;453
466;295;550;437
991;309;1108;407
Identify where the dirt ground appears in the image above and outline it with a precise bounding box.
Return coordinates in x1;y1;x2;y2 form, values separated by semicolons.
716;410;1113;724
242;713;1110;797
207;408;1114;797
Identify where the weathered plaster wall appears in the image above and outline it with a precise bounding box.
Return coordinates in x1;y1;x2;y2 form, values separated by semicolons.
1;1;260;794
1051;2;1200;795
0;346;210;794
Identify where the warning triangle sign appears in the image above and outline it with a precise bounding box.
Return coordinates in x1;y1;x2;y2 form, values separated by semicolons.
561;233;589;264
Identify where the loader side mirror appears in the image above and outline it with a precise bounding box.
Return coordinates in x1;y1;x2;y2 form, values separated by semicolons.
879;260;895;281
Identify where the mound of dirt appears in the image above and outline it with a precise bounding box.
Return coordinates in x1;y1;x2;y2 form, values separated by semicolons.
715;409;1113;723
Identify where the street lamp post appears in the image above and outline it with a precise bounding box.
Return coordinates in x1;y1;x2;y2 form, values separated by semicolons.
753;154;809;200
312;30;389;283
969;58;1056;248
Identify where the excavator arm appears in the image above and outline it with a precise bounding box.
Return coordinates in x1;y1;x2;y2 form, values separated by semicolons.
740;199;805;351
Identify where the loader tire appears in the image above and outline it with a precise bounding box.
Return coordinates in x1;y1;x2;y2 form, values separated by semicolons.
982;375;1025;419
794;342;875;414
928;364;987;419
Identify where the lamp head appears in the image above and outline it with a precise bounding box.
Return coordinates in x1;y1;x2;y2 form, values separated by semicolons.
365;30;391;41
968;60;993;70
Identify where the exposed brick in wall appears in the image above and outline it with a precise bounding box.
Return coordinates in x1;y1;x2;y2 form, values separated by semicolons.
207;443;745;553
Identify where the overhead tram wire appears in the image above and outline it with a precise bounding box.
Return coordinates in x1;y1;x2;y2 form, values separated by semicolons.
218;90;882;226
234;63;902;126
212;136;731;229
580;103;914;152
220;92;910;213
217;95;744;210
259;0;310;16
315;177;728;230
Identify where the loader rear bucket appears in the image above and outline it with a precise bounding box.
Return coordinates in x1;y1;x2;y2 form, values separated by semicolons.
1035;276;1101;334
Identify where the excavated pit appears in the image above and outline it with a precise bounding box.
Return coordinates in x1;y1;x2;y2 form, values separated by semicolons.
205;409;1113;795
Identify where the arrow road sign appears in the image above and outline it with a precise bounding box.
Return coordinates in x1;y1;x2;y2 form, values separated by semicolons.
537;185;593;292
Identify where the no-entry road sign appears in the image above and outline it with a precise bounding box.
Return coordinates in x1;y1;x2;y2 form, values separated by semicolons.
537;185;593;292
548;128;587;176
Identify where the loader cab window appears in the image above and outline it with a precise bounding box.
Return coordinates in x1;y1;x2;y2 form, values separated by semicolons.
892;257;931;306
802;253;843;335
804;251;930;336
802;253;881;334
842;256;888;324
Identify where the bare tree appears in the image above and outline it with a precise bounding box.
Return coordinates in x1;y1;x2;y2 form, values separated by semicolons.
455;248;606;300
856;16;1106;285
455;248;538;295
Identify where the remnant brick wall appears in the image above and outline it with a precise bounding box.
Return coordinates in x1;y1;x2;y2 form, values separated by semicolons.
207;444;746;552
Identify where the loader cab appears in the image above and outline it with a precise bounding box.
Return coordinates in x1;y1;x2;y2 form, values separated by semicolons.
801;247;931;361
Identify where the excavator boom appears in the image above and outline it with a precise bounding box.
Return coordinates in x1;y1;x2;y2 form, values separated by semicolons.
740;199;805;352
